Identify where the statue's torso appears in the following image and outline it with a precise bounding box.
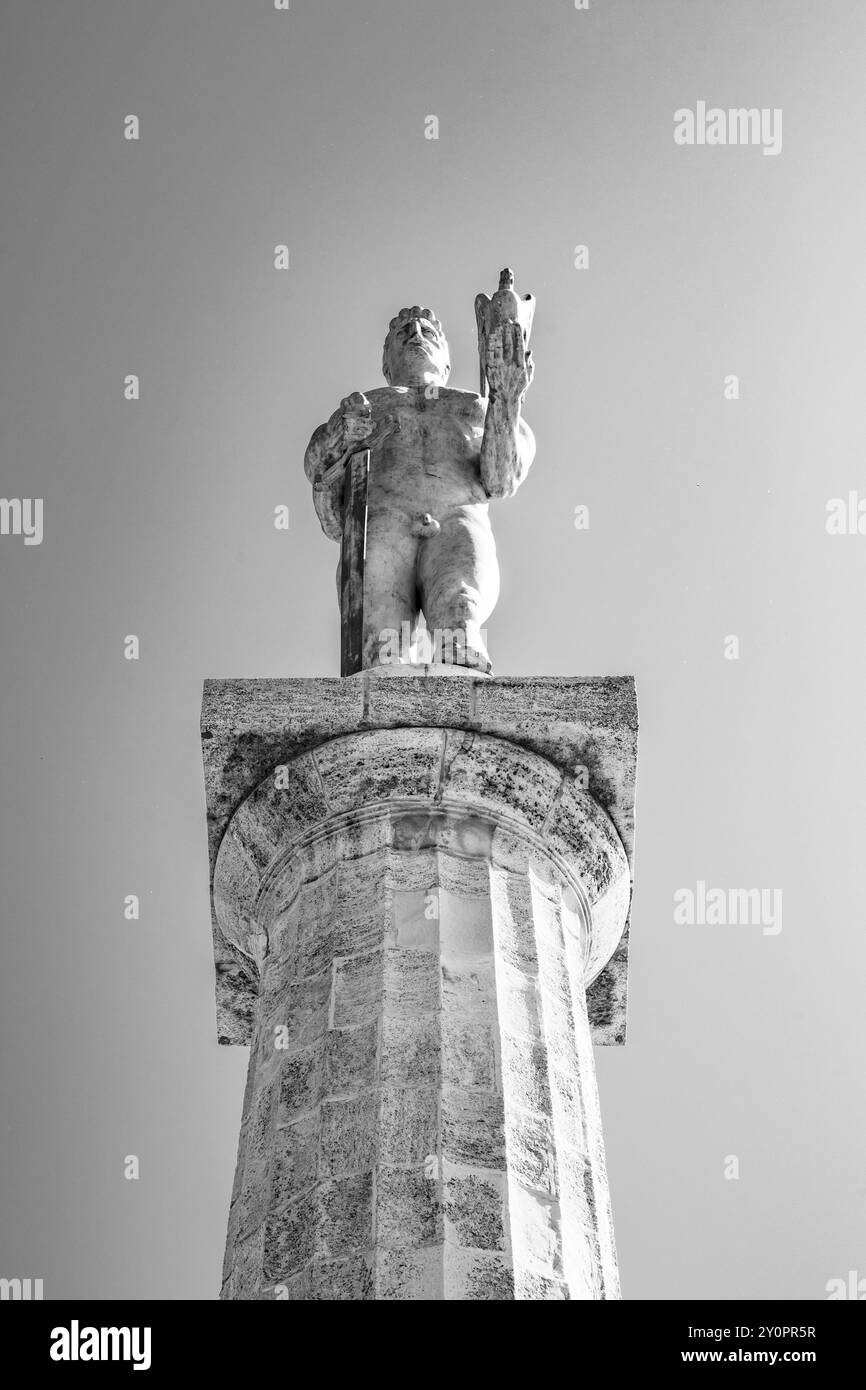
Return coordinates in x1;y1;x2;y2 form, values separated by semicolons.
362;386;488;515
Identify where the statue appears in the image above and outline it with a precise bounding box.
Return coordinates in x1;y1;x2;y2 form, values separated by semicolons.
304;269;535;674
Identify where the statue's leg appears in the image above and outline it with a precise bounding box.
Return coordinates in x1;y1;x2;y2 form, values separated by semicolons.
361;511;421;669
417;505;499;672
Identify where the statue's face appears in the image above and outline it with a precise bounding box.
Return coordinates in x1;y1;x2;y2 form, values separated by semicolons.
384;315;450;386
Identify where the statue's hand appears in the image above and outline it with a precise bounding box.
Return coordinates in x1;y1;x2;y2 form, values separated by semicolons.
485;323;534;406
322;392;376;462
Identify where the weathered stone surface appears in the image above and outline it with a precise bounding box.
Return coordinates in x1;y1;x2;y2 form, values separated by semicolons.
201;674;636;854
444;1247;515;1301
309;1251;374;1301
262;969;330;1061
212;711;632;1301
381;1016;440;1087
442;1091;506;1169
442;730;562;833
271;1112;319;1209
332;950;385;1029
443;1167;507;1251
379;1086;438;1165
441;961;497;1016
393;889;439;951
366;673;477;727
278;1041;324;1123
375;1245;443;1300
316;726;443;813
324;1021;378;1096
320;1094;377;1177
506;1110;558;1196
439;887;494;963
203;684;636;1048
441;1018;497;1089
383;949;439;1016
316;1173;373;1258
376;1165;442;1249
263;1195;316;1280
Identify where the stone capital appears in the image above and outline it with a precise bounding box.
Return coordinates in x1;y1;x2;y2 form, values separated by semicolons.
201;676;637;1047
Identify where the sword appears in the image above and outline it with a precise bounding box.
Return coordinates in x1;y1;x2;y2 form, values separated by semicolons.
315;418;395;677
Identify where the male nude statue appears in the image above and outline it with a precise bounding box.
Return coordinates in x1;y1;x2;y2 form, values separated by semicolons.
304;304;535;672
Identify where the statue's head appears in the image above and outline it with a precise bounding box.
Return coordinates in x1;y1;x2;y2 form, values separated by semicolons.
382;306;450;387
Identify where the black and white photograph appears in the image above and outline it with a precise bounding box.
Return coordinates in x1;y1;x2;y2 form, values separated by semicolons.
1;0;864;1358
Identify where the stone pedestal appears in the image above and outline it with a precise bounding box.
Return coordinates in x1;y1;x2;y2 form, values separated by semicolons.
201;676;637;1300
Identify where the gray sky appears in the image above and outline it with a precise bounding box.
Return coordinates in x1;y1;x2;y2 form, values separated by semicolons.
1;0;865;1298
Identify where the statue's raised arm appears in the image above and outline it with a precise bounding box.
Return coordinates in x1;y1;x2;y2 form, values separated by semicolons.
474;267;536;498
478;321;536;499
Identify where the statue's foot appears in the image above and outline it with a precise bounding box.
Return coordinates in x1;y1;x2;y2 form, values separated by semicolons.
427;625;492;674
460;644;493;675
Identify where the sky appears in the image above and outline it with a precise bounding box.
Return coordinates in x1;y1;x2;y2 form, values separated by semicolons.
1;0;865;1299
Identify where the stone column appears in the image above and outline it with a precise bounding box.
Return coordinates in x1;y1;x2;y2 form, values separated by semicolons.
210;718;632;1300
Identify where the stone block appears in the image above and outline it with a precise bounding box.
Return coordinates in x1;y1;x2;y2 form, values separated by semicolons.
379;1085;438;1166
489;868;538;974
441;1018;497;1090
387;846;438;892
333;849;394;957
232;1227;265;1300
263;1196;316;1281
508;1182;564;1281
278;1040;325;1123
444;1247;514;1301
381;1016;440;1087
332;949;384;1028
245;1079;277;1172
262;970;330;1060
309;1251;375;1301
515;1269;569;1300
437;849;491;895
375;1245;443;1300
383;948;439;1016
441;1091;505;1169
376;1165;442;1249
319;1094;377;1177
271;1112;320;1209
505;1110;557;1196
500;1035;552;1115
438;889;493;964
442;731;562;834
295;912;336;981
440;962;497;1017
443;1167;507;1251
261;1268;308;1301
324;1020;378;1097
315;727;442;813
365;672;477;728
315;1172;374;1258
392;889;440;951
